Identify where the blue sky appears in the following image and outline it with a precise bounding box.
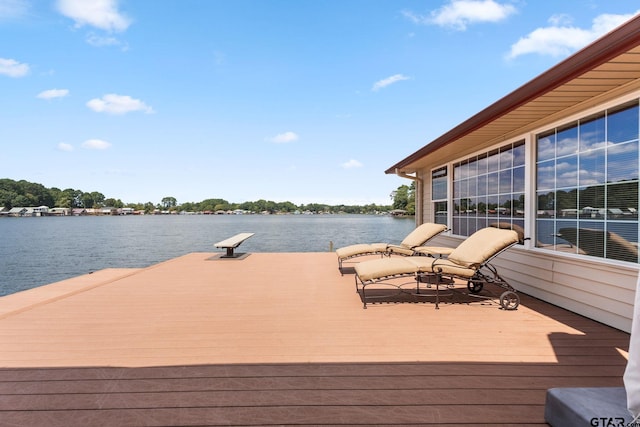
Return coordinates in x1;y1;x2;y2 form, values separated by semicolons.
1;1;638;206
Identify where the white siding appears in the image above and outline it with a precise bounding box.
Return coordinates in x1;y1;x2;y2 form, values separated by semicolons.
420;170;433;224
425;234;637;332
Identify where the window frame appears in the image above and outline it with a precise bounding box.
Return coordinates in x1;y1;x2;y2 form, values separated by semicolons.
533;99;640;264
451;140;525;239
431;139;526;240
431;166;449;227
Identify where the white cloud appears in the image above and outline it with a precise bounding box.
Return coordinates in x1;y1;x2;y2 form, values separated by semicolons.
341;159;363;169
37;89;70;100
56;0;131;32
86;32;129;50
403;0;516;31
57;142;74;152
268;131;299;143
0;57;29;77
82;139;112;150
87;94;154;114
548;13;572;27
0;0;29;20
372;74;410;91
402;10;423;25
507;11;639;59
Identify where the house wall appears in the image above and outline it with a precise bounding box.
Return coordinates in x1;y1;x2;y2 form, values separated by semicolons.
419;170;431;224
415;89;640;333
425;233;636;332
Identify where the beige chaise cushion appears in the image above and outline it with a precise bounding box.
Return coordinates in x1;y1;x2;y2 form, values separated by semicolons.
355;227;518;283
336;243;388;259
386;223;448;256
447;227;518;269
337;223;447;260
355;255;477;282
354;257;416;282
399;223;448;248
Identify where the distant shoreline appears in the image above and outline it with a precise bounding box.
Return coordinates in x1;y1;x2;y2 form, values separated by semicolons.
0;209;408;218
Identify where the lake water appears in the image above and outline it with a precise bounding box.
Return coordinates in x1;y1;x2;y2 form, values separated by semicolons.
0;214;416;296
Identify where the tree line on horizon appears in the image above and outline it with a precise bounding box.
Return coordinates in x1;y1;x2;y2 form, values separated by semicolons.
0;178;416;215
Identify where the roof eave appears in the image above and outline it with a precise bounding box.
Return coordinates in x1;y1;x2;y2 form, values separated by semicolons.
386;14;640;175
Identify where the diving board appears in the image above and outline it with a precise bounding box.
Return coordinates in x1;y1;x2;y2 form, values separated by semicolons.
214;233;255;258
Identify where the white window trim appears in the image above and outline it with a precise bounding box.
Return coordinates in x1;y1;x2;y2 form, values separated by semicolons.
527;95;640;264
434;136;528;239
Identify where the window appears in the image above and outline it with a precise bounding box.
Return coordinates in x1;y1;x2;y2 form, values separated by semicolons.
451;141;525;239
535;101;640;263
432;167;448;226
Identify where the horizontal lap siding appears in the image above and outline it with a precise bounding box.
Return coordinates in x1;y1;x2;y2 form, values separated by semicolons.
422;234;636;332
492;248;635;333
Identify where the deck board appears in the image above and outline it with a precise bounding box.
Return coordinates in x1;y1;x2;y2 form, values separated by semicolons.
0;252;630;426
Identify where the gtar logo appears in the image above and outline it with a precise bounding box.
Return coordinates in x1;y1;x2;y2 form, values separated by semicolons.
589;418;626;427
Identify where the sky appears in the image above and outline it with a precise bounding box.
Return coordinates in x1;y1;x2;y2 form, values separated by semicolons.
1;0;639;206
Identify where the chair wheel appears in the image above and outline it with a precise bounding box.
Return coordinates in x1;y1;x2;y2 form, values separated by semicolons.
467;281;483;294
499;291;520;310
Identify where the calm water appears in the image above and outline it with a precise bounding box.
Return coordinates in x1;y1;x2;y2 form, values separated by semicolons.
0;214;415;296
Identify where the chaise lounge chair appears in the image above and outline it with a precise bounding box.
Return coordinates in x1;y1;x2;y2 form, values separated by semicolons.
353;227;520;309
335;223;447;273
412;222;526;257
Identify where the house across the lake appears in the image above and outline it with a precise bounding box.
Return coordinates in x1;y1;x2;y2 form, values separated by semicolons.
5;206;50;217
388;15;640;333
0;206;139;216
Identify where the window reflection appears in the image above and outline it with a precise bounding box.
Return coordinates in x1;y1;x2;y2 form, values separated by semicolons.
557;155;578;188
579;114;605;151
477;174;488;196
579;149;605;185
607;182;638;220
432;167;448;226
536;101;640;263
432;182;447;201
608;104;639;144
608;141;638;182
500;146;513;170
499;170;512;193
557;124;578;156
538;131;555;162
477;153;488;174
513;143;525;167
513;166;525;192
537;191;555;218
488;149;500;172
434;201;448;226
453;140;525;242
557;189;577;218
487;172;499;194
537;160;555;191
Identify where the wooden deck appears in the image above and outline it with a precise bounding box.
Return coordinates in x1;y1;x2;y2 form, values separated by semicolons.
0;252;630;426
